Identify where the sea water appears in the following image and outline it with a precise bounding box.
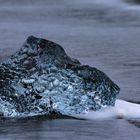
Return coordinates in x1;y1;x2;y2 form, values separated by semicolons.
0;0;140;140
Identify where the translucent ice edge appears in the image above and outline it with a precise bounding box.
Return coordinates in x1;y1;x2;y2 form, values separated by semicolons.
73;99;140;120
1;99;140;120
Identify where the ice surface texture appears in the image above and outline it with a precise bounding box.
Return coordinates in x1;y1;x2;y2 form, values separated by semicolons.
0;36;120;117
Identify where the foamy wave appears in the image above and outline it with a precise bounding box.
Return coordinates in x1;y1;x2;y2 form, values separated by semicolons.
73;99;140;120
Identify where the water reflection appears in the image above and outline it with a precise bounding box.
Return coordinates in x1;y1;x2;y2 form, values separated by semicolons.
0;118;140;140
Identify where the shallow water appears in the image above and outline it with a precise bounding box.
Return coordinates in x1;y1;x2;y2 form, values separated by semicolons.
0;118;140;140
0;0;140;139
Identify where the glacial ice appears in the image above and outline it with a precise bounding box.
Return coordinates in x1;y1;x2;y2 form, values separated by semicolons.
0;36;120;118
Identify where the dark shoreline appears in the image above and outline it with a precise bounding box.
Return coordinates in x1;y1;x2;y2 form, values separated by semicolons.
126;0;140;4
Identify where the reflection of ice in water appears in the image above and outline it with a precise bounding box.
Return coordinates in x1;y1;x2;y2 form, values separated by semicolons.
73;99;140;120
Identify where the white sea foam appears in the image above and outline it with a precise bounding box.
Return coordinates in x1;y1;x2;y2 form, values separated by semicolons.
73;99;140;120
